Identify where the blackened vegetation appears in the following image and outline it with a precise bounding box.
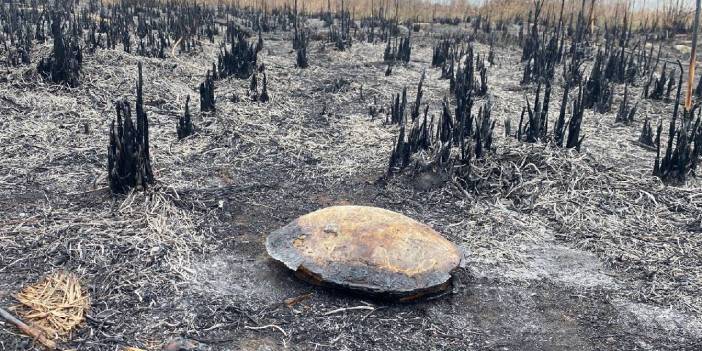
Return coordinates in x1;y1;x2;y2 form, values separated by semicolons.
646;64;676;101
37;13;82;87
431;39;452;68
216;24;259;80
383;35;411;63
329;3;353;51
260;72;270;103
200;70;215;112
582;50;614;113
77;0;218;57
518;82;552;143
520;0;562;85
410;71;425;122
639;118;656;148
177;96;193;140
476;58;489;96
653;67;702;183
249;72;259;102
295;31;309;68
563;85;586;150
107;63;154;194
388;95;496;191
387;87;407;125
453;44;489;99
616;84;638;124
509;81;585;151
388;72;426;125
0;0;43;67
387;65;496;189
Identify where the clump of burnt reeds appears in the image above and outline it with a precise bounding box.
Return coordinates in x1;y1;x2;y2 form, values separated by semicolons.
431;39;452;68
37;13;82;87
388;90;496;191
517;82;551;143
646;64;675;101
616;84;638;124
552;84;585;150
638;118;656;148
653;65;702;183
410;70;425;122
200;70;215;112
383;35;411;63
387;87;408;125
249;72;258;102
216;24;258;80
177;96;193;140
296;31;309;68
582;49;613;113
107;63;154;194
260;72;270;103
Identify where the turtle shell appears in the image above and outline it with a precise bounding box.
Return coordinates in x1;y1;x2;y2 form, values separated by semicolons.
266;206;462;301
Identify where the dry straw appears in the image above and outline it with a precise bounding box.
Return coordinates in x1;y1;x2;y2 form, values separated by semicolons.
14;271;90;341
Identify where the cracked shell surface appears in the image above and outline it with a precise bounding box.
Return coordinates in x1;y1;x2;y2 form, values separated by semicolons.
266;206;462;299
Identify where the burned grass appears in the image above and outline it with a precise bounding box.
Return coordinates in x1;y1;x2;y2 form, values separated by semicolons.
1;5;702;351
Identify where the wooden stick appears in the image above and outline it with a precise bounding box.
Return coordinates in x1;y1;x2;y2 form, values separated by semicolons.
0;307;56;350
686;0;701;111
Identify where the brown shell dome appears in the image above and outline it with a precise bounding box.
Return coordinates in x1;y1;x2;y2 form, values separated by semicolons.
266;206;462;300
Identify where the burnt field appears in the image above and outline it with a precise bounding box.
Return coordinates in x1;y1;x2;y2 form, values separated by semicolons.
1;1;702;350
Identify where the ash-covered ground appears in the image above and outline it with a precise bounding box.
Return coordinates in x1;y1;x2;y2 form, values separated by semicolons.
1;21;702;351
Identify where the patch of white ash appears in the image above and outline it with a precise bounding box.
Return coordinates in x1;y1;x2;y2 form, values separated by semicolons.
190;253;305;302
615;299;702;340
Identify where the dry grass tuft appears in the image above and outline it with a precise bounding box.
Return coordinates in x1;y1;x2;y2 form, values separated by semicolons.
14;271;90;341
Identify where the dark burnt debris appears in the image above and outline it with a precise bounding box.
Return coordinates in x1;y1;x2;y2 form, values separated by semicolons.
653;65;702;184
295;31;309;68
518;82;552;143
177;96;193;140
249;72;258;102
260;72;270;103
616;84;638;124
431;38;451;68
383;35;411;63
638;117;657;148
107;63;154;194
37;13;82;87
329;1;353;51
387;58;497;189
200;70;215;112
410;70;425;122
387;87;407;125
388;93;496;191
520;0;561;85
216;23;258;80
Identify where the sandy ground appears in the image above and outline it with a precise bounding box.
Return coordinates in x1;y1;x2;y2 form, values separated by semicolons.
1;23;702;350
